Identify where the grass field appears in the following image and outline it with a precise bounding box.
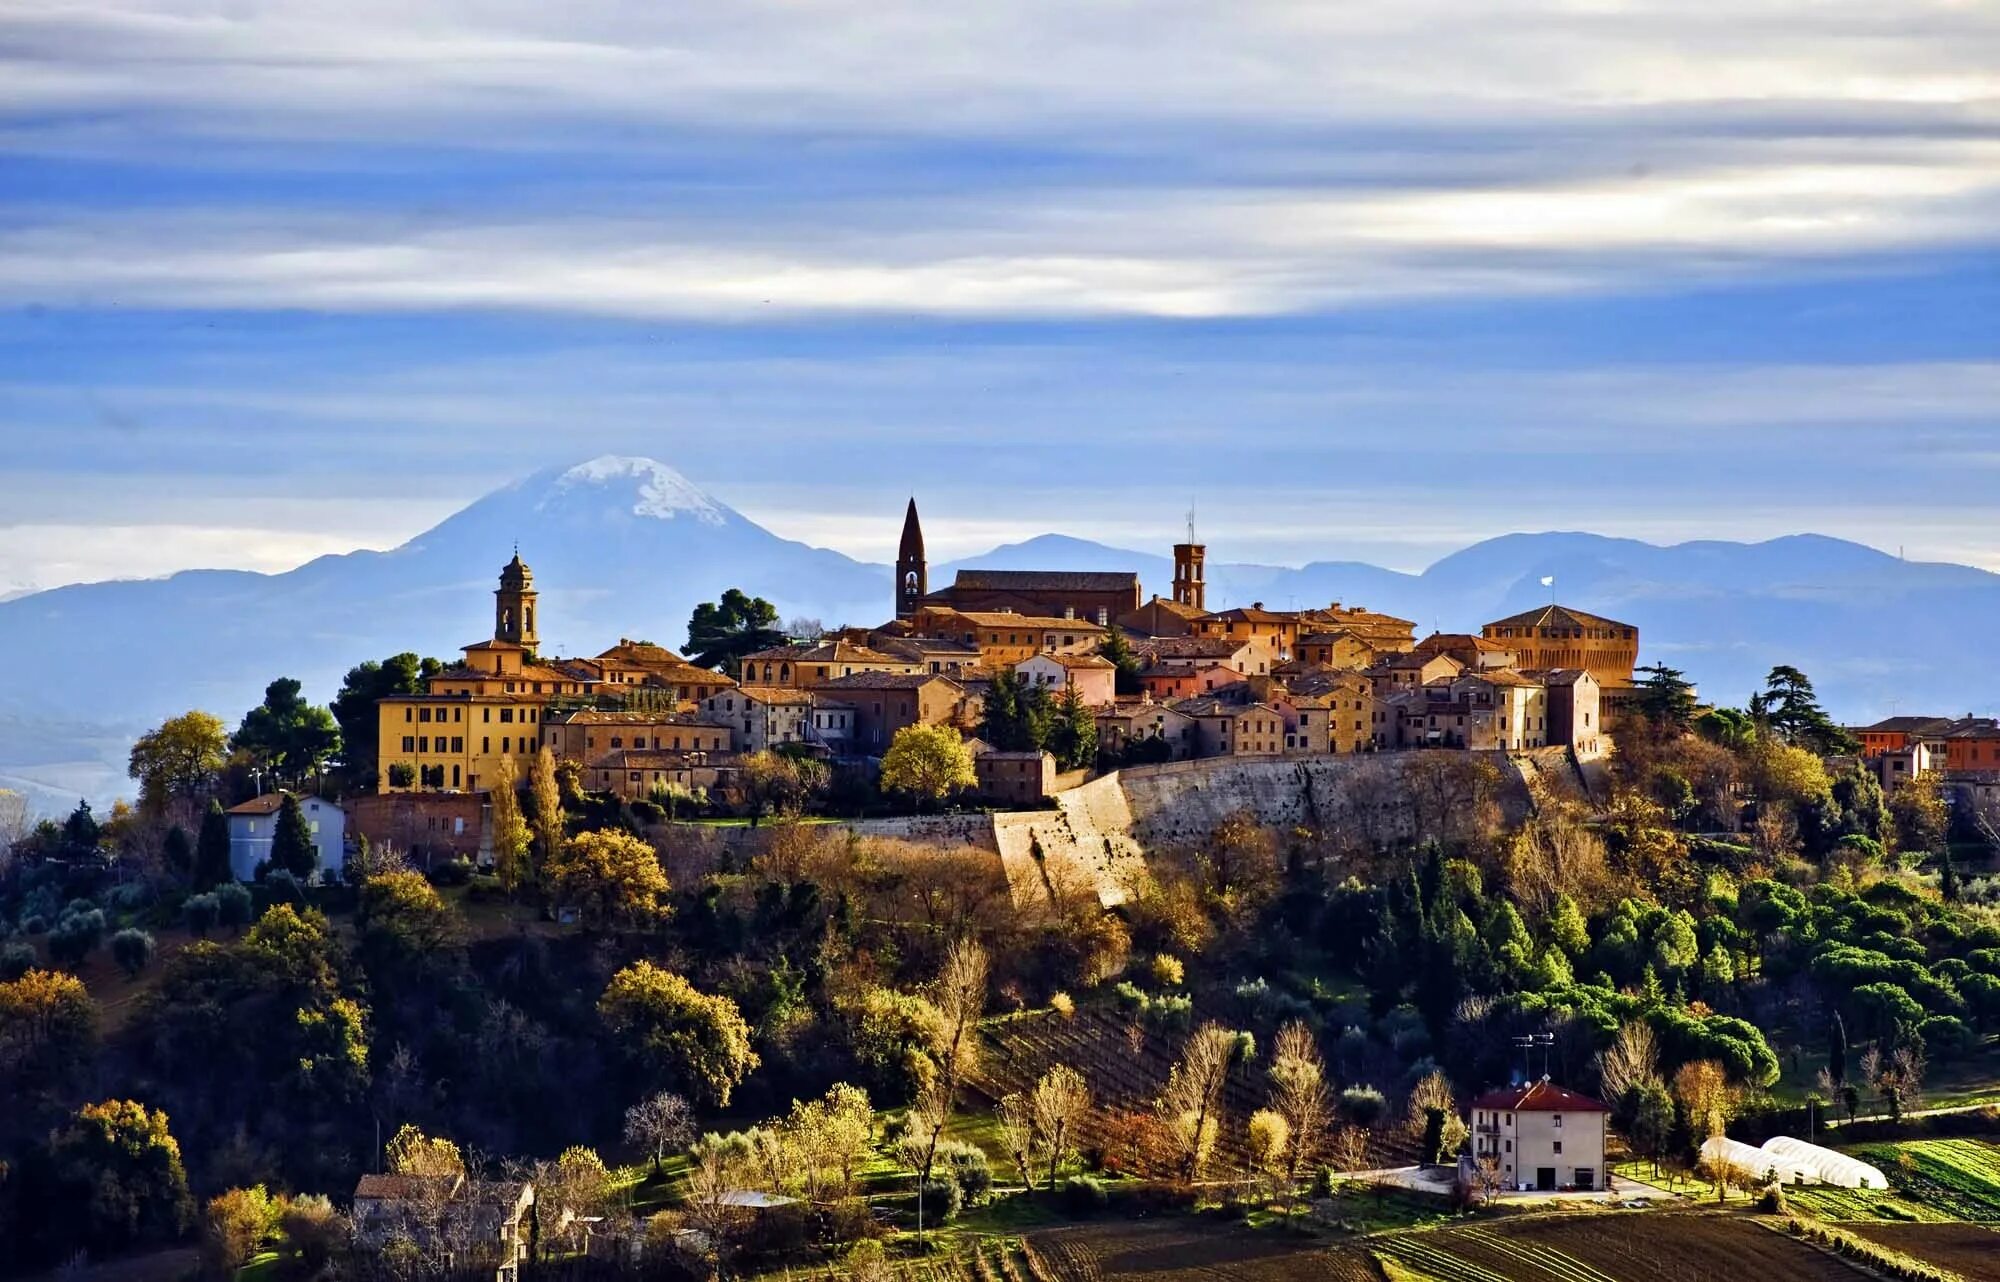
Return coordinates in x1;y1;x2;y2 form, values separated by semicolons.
1847;1138;2000;1221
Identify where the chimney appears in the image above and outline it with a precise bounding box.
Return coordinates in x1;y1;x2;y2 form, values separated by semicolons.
1064;606;1075;620
1252;602;1264;611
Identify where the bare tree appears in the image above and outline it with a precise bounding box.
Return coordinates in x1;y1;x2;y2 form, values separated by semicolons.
1327;1125;1371;1176
914;939;987;1235
1268;1021;1331;1202
1158;1023;1244;1184
625;1092;696;1175
1031;1064;1091;1190
1595;1021;1662;1105
995;1092;1038;1191
1472;1153;1507;1204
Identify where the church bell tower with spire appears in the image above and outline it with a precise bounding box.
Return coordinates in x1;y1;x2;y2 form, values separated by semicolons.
495;550;540;655
896;499;927;620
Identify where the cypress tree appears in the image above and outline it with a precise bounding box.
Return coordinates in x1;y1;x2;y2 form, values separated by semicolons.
1940;847;1959;902
194;799;232;890
162;825;193;879
270;794;318;881
1829;1012;1849;1085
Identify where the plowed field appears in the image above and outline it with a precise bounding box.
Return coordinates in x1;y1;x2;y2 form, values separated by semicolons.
1852;1223;2000;1280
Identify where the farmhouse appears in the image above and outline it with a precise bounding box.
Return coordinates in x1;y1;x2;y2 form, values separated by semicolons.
1468;1080;1609;1192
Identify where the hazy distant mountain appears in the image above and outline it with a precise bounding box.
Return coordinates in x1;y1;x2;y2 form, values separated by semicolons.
5;455;1998;810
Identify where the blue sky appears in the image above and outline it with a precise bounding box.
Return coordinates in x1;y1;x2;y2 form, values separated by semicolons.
2;1;1998;592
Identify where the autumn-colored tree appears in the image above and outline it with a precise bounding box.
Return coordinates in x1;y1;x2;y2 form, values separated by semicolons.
201;1186;280;1280
879;724;977;806
1159;1023;1248;1183
487;753;531;894
1247;1109;1291;1195
1404;1070;1467;1163
529;745;565;878
599;961;759;1106
356;870;461;974
385;1122;465;1178
46;1100;195;1251
995;1091;1038;1190
787;1082;873;1202
728;751;828;826
545;829;669;930
0;967;97;1089
1672;1058;1735;1162
128;710;228;817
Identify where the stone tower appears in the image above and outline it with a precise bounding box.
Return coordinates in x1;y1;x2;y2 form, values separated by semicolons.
896;498;928;620
495;552;539;653
1172;540;1206;611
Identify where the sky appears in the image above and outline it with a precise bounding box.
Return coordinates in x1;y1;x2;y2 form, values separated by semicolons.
2;1;1999;591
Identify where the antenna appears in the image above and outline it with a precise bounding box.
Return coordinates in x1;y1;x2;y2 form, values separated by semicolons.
1186;501;1197;546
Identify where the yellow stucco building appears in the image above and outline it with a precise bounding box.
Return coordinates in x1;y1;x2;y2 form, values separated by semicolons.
376;555;593;794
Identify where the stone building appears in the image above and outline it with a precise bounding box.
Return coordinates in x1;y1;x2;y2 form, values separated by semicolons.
1467;1081;1609;1192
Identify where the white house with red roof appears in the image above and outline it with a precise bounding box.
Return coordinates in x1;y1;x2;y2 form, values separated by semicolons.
1467;1079;1609;1192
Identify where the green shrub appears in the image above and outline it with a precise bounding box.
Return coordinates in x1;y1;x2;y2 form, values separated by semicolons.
916;1176;962;1224
1341;1085;1387;1126
466;874;506;902
183;893;220;937
110;928;155;978
214;883;253;929
428;858;475;888
936;1141;992;1204
48;907;105;968
1061;1176;1110;1215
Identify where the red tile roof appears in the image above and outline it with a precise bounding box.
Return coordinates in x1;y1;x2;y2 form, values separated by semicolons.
1467;1080;1609;1113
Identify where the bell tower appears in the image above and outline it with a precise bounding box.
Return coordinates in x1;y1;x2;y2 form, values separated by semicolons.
495;550;539;654
1172;509;1205;611
896;498;928;620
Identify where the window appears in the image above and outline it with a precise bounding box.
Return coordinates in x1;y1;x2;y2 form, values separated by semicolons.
1552;1141;1562;1155
500;707;514;724
419;736;430;752
1553;1115;1562;1128
405;708;414;722
402;736;416;752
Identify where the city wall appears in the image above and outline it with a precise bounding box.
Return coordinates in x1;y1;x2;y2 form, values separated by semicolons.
658;747;1582;912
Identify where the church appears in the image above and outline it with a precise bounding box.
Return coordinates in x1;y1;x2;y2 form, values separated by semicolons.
894;498;1163;626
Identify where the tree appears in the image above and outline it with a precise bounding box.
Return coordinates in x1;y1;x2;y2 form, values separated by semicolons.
128;710;228;815
231;678;341;783
995;1091;1038;1191
1548;894;1590;960
787;1082;874;1202
385;1123;465;1178
1828;1011;1849;1085
623;1091;696;1174
62;799;100;857
913;940;987;1235
1268;1021;1330;1199
488;754;531;894
1159;1023;1247;1183
1888;773;1949;857
1406;1071;1466;1165
980;670;1053;752
1247;1109;1291;1195
45;1100;194;1251
110;928;156;979
1628;1082;1675;1176
0;968;97;1088
547;829;671;930
1045;688;1099;772
1672;1059;1734;1153
686;589;786;675
1030;1064;1091;1191
729;752;828;826
268;794;318;881
1100;626;1145;696
356;869;461;973
1597;1021;1662;1105
202;1186;280;1280
1633;664;1698;732
194;799;233;891
215;882;254;930
879;724;977;807
331;653;440;787
529;746;565;877
1752;665;1857;756
599;961;759;1106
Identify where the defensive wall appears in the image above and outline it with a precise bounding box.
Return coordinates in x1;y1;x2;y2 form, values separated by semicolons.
659;747;1584;913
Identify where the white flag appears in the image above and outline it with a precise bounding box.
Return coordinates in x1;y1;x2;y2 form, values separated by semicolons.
1540;575;1555;587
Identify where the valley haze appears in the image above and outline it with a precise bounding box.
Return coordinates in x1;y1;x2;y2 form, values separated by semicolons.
2;454;1993;812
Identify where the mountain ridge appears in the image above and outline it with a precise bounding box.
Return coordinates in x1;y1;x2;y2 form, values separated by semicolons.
5;454;1998;810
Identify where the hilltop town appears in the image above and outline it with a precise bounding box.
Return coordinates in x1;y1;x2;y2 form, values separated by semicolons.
2;499;1998;1282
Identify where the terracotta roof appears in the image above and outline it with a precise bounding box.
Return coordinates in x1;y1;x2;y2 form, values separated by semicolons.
949;570;1139;592
1200;606;1294;624
1024;652;1115;669
1859;715;1953;734
816;671;962;691
726;685;814;705
1467;1080;1610;1114
591;749;724;769
742;639;914;667
226;793;288;816
544;708;719;726
1134;636;1251;659
461;639;528;653
1484;604;1632;632
598;638;691;664
1469;669;1541;688
1539;668;1597;687
927;610;1108;631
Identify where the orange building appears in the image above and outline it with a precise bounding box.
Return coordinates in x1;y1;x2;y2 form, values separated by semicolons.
1481;605;1638;686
